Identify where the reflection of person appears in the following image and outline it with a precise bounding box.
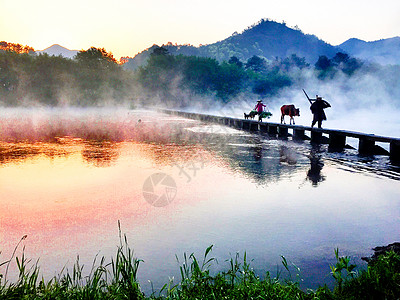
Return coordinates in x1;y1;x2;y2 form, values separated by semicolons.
310;95;331;128
307;144;325;186
253;144;263;161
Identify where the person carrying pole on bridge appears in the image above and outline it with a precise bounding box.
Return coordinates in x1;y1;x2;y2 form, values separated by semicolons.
303;90;331;128
254;99;266;116
253;99;272;122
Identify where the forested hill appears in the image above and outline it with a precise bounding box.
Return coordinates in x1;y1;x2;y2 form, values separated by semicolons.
124;19;339;70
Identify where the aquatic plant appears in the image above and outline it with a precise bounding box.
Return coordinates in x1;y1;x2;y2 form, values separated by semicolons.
1;229;399;299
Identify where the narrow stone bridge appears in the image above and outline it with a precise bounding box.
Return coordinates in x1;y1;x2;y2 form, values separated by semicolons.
160;109;400;160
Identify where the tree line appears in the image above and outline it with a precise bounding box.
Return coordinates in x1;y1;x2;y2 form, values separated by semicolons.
1;43;396;108
0;46;133;106
136;47;366;105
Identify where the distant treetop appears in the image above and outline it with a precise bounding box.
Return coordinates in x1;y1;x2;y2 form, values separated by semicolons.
0;41;35;54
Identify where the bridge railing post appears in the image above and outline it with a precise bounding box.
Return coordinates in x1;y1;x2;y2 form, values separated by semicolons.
250;122;259;132
390;141;400;161
267;124;278;135
259;124;268;133
242;120;250;130
329;133;346;151
293;129;306;140
278;126;288;137
359;138;375;155
311;130;323;143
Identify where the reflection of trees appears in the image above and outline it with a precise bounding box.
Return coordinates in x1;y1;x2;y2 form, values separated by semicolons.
81;141;120;167
306;144;326;186
0;144;39;164
0;143;69;165
0;140;121;168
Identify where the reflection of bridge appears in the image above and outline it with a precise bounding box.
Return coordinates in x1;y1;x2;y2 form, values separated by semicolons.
160;110;400;159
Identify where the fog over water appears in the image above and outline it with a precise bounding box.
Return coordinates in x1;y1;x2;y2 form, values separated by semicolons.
198;68;400;139
0;108;399;295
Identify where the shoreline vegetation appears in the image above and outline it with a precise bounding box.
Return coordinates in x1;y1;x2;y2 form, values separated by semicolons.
1;226;399;299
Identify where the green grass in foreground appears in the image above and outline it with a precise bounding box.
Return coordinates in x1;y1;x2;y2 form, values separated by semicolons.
1;227;399;299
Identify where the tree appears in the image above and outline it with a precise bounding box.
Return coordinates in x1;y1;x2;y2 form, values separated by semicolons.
74;47;123;104
281;54;309;71
245;55;266;72
214;62;247;101
0;41;35;54
331;52;349;65
252;72;291;96
75;47;117;65
151;46;169;57
331;52;362;75
315;55;331;71
228;56;243;68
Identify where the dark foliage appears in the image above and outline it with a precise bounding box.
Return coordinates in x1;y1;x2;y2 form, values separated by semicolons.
0;47;133;106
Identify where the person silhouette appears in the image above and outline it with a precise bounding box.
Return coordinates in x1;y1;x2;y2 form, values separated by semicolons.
310;95;331;128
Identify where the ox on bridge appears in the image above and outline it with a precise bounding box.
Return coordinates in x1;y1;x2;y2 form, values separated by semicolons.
159;109;400;160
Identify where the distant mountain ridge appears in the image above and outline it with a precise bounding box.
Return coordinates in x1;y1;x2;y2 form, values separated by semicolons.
124;19;339;70
36;44;78;59
338;37;400;65
124;19;400;70
35;20;400;67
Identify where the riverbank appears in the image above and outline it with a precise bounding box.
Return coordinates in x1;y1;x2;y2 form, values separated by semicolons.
1;233;399;299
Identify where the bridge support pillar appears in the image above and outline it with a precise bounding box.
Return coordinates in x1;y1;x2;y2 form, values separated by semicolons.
234;120;242;128
268;124;278;135
329;133;346;151
390;141;400;161
259;124;268;133
250;122;259;131
278;126;288;137
229;119;235;126
311;131;323;143
293;129;306;140
359;138;375;155
242;121;250;130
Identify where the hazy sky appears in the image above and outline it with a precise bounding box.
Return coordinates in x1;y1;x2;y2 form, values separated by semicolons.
1;0;399;59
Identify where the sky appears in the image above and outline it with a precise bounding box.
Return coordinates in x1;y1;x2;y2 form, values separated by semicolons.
1;0;399;59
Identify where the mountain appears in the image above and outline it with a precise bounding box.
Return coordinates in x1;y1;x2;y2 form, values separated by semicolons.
124;19;340;70
338;37;400;65
36;44;78;59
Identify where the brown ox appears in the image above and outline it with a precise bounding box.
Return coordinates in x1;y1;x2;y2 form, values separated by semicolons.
280;105;300;125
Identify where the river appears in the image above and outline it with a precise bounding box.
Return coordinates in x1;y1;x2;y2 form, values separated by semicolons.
0;108;399;293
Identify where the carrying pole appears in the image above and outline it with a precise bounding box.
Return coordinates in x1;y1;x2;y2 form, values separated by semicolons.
302;89;313;105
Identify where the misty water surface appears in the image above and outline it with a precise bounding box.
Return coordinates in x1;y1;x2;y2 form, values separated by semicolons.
0;108;399;293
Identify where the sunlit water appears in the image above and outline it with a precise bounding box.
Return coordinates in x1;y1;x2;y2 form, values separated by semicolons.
0;108;399;293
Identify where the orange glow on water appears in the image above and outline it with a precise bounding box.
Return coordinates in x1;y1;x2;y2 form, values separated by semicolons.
1;109;399;293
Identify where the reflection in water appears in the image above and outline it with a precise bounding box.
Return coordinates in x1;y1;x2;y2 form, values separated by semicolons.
279;145;297;165
0;143;40;164
82;141;120;167
252;141;263;161
0;142;72;165
307;144;326;186
0;109;399;294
